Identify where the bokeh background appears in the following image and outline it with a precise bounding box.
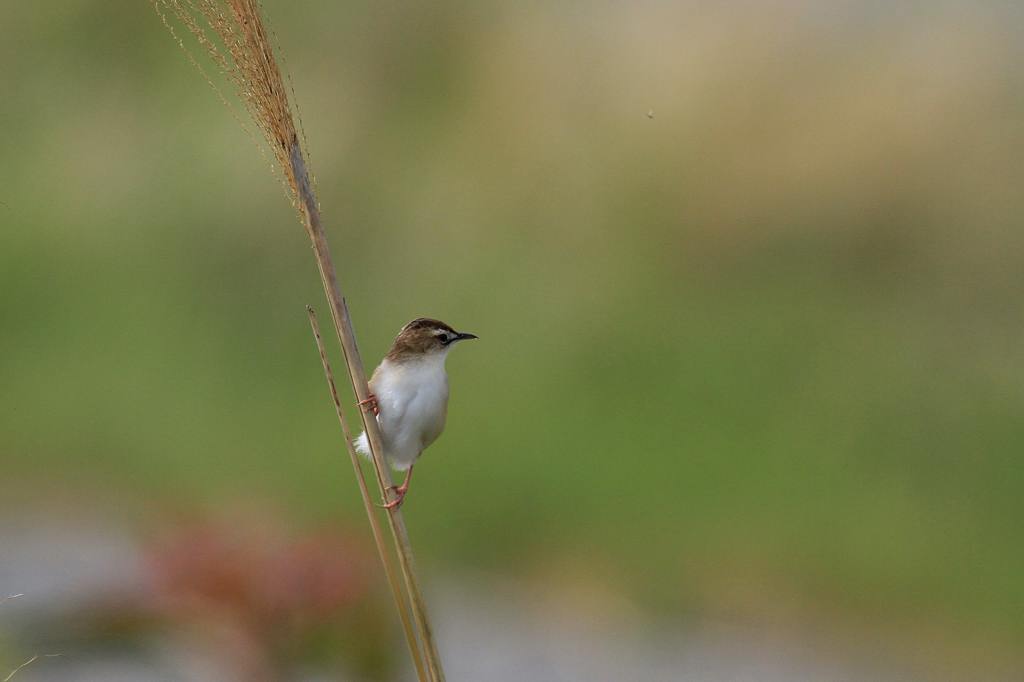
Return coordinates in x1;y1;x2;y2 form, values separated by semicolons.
3;1;1024;679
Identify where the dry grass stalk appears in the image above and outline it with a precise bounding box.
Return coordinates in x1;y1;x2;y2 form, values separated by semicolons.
3;654;61;682
307;307;427;681
3;655;40;682
152;1;446;679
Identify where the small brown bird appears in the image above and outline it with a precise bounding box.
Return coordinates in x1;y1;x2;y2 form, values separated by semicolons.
355;318;477;508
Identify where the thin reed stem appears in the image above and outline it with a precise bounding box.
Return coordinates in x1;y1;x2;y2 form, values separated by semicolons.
153;1;447;679
297;169;446;682
306;307;427;682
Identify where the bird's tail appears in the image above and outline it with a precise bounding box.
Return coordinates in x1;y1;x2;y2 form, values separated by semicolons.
354;431;372;460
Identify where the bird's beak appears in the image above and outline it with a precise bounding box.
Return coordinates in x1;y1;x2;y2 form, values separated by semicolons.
454;332;478;342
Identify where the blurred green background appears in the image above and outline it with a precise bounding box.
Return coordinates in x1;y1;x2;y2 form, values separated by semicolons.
3;0;1024;677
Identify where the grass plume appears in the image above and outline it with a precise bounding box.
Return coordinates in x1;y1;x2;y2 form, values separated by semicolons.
152;2;446;679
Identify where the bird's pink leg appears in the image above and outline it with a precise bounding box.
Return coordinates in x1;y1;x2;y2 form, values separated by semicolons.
358;393;380;416
382;466;414;510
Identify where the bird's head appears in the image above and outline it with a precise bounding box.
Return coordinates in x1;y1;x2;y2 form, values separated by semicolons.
386;318;478;361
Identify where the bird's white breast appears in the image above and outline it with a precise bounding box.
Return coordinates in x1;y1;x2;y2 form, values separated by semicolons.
356;354;450;470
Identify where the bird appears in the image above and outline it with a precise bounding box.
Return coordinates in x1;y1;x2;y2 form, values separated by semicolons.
355;318;478;509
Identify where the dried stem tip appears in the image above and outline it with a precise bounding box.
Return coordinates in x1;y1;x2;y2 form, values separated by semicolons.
152;0;312;231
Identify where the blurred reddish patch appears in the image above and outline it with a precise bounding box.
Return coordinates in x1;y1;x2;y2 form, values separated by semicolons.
147;517;371;630
74;511;392;679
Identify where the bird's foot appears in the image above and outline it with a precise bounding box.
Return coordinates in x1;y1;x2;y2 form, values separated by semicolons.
381;482;409;510
378;467;413;510
358;393;379;416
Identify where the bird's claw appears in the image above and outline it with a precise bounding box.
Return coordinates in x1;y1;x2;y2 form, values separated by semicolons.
379;482;410;510
358;394;380;416
380;488;407;510
380;496;404;510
